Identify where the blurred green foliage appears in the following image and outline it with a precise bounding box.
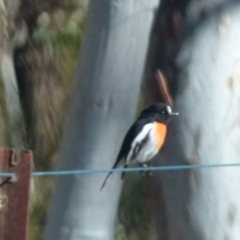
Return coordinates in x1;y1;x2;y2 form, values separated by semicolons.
33;9;86;52
23;2;88;240
117;173;153;240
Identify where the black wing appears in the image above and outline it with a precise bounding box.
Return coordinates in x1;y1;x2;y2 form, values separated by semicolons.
100;118;150;190
116;117;150;164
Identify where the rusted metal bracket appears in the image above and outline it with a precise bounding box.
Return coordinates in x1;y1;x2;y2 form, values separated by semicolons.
0;148;33;240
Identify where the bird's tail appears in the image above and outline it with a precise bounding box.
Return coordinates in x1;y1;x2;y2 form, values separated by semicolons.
100;171;112;191
121;164;128;179
100;160;127;191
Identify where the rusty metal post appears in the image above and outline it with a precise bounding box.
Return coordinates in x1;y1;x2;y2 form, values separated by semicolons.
0;148;33;240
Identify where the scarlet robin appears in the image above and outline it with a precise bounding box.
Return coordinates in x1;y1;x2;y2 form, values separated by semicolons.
100;102;178;190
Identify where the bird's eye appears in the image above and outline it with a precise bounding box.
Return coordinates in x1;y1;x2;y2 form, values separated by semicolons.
161;110;166;115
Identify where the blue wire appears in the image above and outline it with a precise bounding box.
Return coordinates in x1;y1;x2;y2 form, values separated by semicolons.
0;172;16;177
1;162;240;178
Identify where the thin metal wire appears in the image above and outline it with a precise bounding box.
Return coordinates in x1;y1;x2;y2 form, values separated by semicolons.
1;162;240;177
0;172;16;177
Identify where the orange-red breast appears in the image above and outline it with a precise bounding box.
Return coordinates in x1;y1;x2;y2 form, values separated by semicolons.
100;102;178;190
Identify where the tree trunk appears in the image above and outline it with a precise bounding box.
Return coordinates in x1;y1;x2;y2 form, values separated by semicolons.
148;1;240;239
0;0;27;150
44;0;160;239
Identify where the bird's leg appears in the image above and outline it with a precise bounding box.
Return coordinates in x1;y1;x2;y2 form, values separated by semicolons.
141;164;148;176
138;163;153;177
145;163;153;176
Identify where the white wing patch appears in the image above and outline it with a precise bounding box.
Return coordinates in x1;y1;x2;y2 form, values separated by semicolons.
126;123;159;164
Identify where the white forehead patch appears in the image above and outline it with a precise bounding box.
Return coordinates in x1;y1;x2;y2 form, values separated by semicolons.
166;106;172;114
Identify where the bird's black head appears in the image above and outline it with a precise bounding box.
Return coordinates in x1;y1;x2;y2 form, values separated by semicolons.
138;103;179;123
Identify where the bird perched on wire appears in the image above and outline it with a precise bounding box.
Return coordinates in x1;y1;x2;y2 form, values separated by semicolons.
100;102;179;190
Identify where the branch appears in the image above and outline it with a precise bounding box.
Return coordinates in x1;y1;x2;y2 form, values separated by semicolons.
155;69;173;107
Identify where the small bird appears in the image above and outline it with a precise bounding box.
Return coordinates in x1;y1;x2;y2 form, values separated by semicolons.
100;102;179;190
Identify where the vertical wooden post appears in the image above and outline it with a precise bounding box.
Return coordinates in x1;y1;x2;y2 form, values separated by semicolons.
0;148;33;240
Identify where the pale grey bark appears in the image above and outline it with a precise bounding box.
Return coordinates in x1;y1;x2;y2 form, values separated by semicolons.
44;0;160;240
152;1;240;240
0;0;26;149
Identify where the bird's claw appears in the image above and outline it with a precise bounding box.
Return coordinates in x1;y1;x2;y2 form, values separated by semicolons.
140;164;153;177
